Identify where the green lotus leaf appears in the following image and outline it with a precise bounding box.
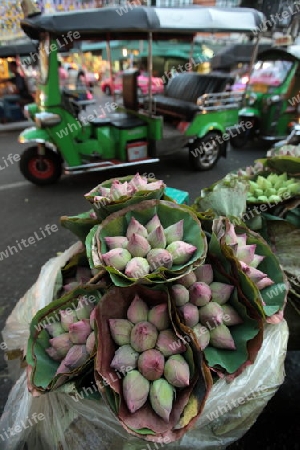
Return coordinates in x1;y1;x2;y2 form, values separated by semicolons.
265;156;300;175
86;200;207;287
60;210;99;242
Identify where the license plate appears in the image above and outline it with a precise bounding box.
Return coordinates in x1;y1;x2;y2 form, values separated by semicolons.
127;141;148;161
251;84;268;94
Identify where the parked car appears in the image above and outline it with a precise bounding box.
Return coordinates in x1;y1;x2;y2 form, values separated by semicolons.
101;71;164;96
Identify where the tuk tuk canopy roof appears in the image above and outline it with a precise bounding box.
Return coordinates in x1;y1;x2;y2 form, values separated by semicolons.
0;42;37;58
257;47;300;62
21;6;264;41
211;43;272;70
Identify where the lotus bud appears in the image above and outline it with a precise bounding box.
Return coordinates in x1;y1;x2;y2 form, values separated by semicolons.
148;304;171;331
125;257;150;278
138;349;164;381
127;233;151;257
128;173;148;192
192;324;210;350
110;180;128;201
164;355;190;388
86;332;95;355
75;267;92;283
164;220;184;245
146;215;162;234
89;211;97;219
144;180;164;191
102;248;132;271
210;282;234;305
178;271;197;288
150;379;174;421
148;225;166;249
46;347;63;361
147;249;173;271
123;370;150;413
198;302;224;327
63;281;80;292
224;223;238;245
189;282;211;306
194;264;214;284
104;236;128;250
256;277;275;290
249;254;265;269
222;305;243;326
110;344;139;371
94;195;109;204
156;329;186;356
240;263;268;283
209;324;236;350
56;345;89;374
166;241;197;265
236;234;247;246
49;333;73;358
60;309;78;331
100;186;110;197
236;245;257;265
109;319;133;346
130;321;158;352
126;217;148;239
75;297;94;320
127;295;149;324
90;308;96;330
170;284;189;306
179;303;199;328
69;319;92;344
44;322;64;337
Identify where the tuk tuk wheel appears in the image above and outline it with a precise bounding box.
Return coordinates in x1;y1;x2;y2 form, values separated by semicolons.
20;146;62;186
189;132;221;171
230;131;249;149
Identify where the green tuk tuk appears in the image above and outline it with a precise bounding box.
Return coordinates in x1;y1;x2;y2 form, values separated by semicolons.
19;5;264;185
230;46;300;149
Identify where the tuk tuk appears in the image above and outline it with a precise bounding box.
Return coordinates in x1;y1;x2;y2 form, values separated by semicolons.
19;5;264;185
230;46;300;149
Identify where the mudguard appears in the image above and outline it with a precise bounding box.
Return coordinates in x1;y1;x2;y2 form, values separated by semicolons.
19;127;54;146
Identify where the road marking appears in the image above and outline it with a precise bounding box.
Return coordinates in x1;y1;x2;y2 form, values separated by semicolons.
0;181;30;191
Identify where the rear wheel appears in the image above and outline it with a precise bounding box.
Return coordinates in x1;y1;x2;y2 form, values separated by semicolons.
20;146;62;186
189;132;222;171
230;130;250;149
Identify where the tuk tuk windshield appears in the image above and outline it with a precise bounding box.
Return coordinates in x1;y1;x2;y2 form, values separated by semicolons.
39;33;50;84
249;60;293;87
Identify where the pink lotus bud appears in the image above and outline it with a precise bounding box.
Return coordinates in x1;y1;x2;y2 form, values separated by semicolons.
104;236;128;250
89;211;97;219
128;173;148;192
222;305;243;326
178;271;197;288
126;217;148;239
63;281;80;292
179;303;199;328
164;354;190;388
100;186;110;197
209;324;236;350
75;297;94;320
194;264;214;284
110;180;128;201
109;319;133;346
123;370;150;414
240;263;268;283
164;220;184;245
86;332;95;355
60;309;78;331
198;302;224;327
170;284;189;306
236;244;257;265
127;295;149;324
102;248;132;271
44;322;64;337
146;215;162;234
236;234;247;246
224;223;238;245
94;195;109;204
156;330;186;356
166;241;197;265
125;257;150;278
149;379;174;421
110;344;139;371
147;249;173;271
90;308;96;330
127;233;151;257
210;282;234;305
144;180;164;191
148;225;166;249
49;333;72;358
75;267;92;283
192;324;210;350
46;347;63;361
69;319;92;344
56;345;89;374
189;282;211;306
138;349;164;381
148;304;171;331
249;254;265;268
130;321;158;352
256;277;275;290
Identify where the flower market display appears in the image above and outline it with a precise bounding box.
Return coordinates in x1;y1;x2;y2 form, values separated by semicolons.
0;171;291;449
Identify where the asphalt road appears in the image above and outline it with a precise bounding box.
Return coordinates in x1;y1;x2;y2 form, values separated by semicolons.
0;116;299;448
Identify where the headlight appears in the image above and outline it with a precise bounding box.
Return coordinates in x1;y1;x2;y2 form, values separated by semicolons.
248;93;257;106
35;112;61;128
